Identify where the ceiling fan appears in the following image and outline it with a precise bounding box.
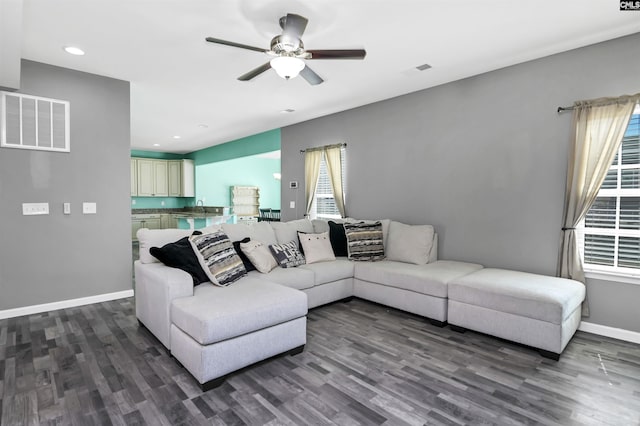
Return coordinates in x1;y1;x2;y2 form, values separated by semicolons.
205;13;366;85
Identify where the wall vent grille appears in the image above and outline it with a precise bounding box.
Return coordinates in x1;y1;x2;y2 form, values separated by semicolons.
1;91;70;152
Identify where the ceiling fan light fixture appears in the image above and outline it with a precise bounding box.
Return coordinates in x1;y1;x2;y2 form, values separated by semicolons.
270;56;305;80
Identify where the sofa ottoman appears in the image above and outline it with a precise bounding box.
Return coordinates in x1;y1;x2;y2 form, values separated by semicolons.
448;268;585;359
170;277;308;390
354;260;483;325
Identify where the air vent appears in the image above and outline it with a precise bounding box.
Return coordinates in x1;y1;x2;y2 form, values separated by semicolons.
1;91;70;152
415;63;432;71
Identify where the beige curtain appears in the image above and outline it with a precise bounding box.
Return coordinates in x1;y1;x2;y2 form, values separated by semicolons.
558;94;639;316
304;149;323;216
324;146;346;217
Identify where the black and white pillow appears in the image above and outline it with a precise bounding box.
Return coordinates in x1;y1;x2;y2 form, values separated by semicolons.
343;221;385;261
150;231;208;286
189;230;247;286
269;240;306;268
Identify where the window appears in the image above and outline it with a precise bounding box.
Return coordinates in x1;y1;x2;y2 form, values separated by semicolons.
580;105;640;274
310;147;345;219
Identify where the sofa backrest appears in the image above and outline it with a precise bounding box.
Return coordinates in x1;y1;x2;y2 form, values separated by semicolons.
137;217;438;265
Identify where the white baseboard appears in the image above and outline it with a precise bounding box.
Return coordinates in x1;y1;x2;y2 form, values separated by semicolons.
0;289;134;320
579;321;640;344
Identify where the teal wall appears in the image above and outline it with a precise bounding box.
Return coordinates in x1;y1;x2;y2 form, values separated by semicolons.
191;128;281;210
189;129;281;165
131;197;191;209
196;155;281;209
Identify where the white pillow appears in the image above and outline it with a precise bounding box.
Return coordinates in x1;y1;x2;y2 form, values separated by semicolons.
298;232;336;264
385;221;435;265
240;240;277;273
137;228;192;264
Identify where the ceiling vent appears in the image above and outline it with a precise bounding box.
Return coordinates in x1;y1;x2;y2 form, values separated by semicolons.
415;63;432;71
1;91;70;152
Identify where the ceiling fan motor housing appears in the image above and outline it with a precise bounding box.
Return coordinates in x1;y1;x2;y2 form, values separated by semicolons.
270;35;304;56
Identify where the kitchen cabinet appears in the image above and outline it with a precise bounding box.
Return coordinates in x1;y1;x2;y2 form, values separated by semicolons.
131;214;161;240
130;159;137;196
136;159;168;197
131;157;194;197
168;159;195;197
160;213;178;229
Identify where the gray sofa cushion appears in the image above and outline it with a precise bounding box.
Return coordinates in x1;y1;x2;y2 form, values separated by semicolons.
355;260;483;298
222;222;278;246
271;219;315;247
171;277;307;345
448;268;586;324
300;258;355;284
250;267;315;290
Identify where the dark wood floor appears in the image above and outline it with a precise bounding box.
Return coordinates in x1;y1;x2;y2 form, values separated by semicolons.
1;297;639;426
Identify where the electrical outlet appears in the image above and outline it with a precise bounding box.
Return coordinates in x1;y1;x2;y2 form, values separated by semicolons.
83;202;97;214
290;201;295;209
63;203;71;215
289;181;298;189
22;203;49;215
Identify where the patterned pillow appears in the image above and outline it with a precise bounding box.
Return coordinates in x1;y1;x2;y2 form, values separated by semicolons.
343;221;385;261
269;240;306;268
189;230;247;286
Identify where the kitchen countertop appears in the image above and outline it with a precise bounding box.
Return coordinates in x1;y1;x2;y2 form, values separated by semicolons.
132;207;229;216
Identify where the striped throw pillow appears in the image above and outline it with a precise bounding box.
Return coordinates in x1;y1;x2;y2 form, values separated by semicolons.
190;230;247;286
343;221;385;261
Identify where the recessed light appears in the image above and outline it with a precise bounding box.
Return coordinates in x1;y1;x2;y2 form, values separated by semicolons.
172;135;181;139
280;109;295;113
153;143;160;147
63;46;85;56
197;124;209;128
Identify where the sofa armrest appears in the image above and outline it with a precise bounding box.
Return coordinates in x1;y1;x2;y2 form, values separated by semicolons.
134;260;194;349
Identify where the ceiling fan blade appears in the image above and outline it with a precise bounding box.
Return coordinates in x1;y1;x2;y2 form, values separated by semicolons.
205;37;268;53
238;62;272;81
299;65;324;86
307;49;367;60
282;14;308;40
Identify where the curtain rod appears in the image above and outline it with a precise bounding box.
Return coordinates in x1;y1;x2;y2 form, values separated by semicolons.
557;106;574;113
558;95;640;114
300;142;347;154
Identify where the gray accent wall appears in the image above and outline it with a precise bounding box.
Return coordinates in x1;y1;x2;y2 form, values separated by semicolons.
0;60;131;310
281;33;640;333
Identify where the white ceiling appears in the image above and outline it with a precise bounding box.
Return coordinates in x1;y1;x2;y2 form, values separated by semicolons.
20;0;640;154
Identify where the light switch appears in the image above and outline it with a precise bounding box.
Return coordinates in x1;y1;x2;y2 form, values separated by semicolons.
63;203;71;215
22;203;49;215
290;201;295;209
83;202;97;214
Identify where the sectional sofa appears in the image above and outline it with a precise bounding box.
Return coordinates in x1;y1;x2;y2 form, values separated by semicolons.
134;218;585;390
